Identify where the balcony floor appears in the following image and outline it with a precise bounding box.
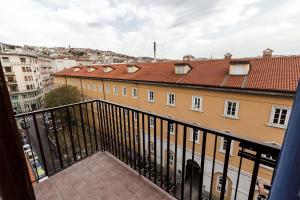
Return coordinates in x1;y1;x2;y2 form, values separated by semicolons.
33;151;174;200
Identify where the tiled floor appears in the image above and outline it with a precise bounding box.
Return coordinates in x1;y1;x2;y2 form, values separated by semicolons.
33;152;174;200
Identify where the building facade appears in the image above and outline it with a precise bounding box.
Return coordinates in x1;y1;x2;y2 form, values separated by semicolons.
51;57;77;73
1;51;54;113
54;51;298;199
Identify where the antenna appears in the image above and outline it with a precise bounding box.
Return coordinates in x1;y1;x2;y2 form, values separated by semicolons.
153;42;156;62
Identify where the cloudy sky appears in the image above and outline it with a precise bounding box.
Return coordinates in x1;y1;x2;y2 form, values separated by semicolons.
0;0;300;59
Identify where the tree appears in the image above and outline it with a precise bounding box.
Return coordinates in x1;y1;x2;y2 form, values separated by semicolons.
45;85;81;108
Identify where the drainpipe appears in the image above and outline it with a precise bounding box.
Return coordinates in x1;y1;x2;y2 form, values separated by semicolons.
101;80;106;101
269;81;300;199
79;78;84;101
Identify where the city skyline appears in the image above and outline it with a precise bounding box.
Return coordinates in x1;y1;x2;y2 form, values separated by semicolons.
1;0;300;59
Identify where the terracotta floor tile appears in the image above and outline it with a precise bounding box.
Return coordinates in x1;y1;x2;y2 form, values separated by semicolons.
34;152;174;200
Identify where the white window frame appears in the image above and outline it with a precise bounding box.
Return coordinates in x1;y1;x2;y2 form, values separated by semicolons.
122;86;127;96
149;116;155;128
219;136;234;155
98;84;102;93
105;84;110;93
169;122;175;135
147;90;155;102
260;141;279;170
92;83;96;91
167;92;175;107
223;100;239;119
191;96;203;112
113;85;118;95
132;88;138;98
216;176;228;193
268;105;291;129
189;128;200;143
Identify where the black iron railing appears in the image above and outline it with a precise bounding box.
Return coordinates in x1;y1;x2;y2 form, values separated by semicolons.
15;100;280;200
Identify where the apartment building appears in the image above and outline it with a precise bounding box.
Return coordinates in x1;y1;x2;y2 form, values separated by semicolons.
51;57;77;73
1;51;54;113
53;49;298;199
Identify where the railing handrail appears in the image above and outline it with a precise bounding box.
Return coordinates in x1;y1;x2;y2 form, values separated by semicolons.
15;99;281;154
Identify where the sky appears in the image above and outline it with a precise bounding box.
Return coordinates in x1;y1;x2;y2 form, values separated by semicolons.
0;0;300;59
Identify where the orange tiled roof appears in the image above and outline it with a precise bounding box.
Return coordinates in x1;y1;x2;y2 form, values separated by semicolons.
55;56;300;93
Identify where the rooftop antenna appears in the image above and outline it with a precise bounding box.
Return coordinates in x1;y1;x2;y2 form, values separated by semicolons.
153;42;156;62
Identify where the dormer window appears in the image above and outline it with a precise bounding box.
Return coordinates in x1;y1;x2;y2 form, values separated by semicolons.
87;67;96;72
73;67;81;72
103;65;114;73
127;64;139;73
229;60;250;75
175;63;191;75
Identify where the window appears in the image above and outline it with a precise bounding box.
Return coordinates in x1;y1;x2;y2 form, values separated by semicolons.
169;122;175;135
2;57;9;62
191;96;202;111
124;109;128;118
150;142;155;153
105;84;110;93
216;176;227;193
149;116;155;128
167;93;175;106
269;106;291;128
261;153;275;161
169;151;174;165
98;84;102;93
219;137;234;154
5;67;12;72
190;128;200;143
133;112;138;121
10;95;18;100
132;88;138;98
92;83;96;91
113;85;118;95
224;100;239;119
148;90;154;102
122;87;127;96
20;58;26;63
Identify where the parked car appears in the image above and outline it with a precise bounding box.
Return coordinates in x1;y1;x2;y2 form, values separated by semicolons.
23;144;31;153
20;119;30;129
20;135;29;145
27;151;38;162
31;159;46;179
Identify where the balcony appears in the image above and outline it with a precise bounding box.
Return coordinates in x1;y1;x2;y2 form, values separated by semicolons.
32;151;172;200
7;80;17;85
14;100;279;200
4;70;15;75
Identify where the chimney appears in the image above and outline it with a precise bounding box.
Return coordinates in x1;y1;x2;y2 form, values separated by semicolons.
153;42;156;62
224;53;232;59
263;48;273;58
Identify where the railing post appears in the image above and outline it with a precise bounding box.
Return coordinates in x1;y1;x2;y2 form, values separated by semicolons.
269;81;300;199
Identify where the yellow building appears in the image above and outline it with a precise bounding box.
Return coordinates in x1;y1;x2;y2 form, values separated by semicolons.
54;52;298;200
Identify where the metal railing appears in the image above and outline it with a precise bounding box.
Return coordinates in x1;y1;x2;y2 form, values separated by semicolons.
15;100;280;200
